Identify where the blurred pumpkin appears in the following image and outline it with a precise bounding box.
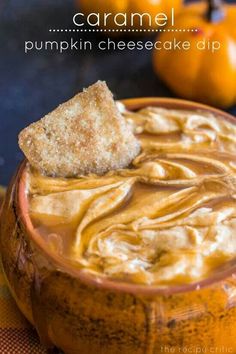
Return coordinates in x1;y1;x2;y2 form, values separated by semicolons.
153;0;236;109
76;0;183;32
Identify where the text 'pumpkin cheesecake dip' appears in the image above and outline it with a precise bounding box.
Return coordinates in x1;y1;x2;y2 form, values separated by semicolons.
1;81;236;353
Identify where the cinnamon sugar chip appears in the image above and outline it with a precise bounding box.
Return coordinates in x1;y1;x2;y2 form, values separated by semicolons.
18;81;140;177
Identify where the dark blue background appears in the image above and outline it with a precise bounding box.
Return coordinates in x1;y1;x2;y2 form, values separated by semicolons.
1;0;235;185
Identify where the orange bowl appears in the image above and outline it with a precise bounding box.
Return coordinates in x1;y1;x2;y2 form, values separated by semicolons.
1;98;236;354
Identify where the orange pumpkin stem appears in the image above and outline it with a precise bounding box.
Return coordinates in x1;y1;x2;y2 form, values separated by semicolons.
207;0;225;22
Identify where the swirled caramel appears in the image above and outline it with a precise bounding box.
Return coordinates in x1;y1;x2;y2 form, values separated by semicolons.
28;105;236;286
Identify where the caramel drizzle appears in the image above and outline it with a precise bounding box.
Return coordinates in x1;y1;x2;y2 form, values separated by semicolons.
29;107;236;286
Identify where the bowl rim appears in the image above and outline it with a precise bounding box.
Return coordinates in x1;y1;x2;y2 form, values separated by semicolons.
18;97;236;296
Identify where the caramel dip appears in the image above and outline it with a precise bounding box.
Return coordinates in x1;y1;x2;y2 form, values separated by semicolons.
28;105;236;287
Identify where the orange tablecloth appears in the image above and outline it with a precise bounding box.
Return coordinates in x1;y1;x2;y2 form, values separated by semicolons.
0;188;46;353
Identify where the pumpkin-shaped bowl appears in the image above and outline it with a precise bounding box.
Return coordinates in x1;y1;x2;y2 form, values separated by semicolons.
1;98;236;354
